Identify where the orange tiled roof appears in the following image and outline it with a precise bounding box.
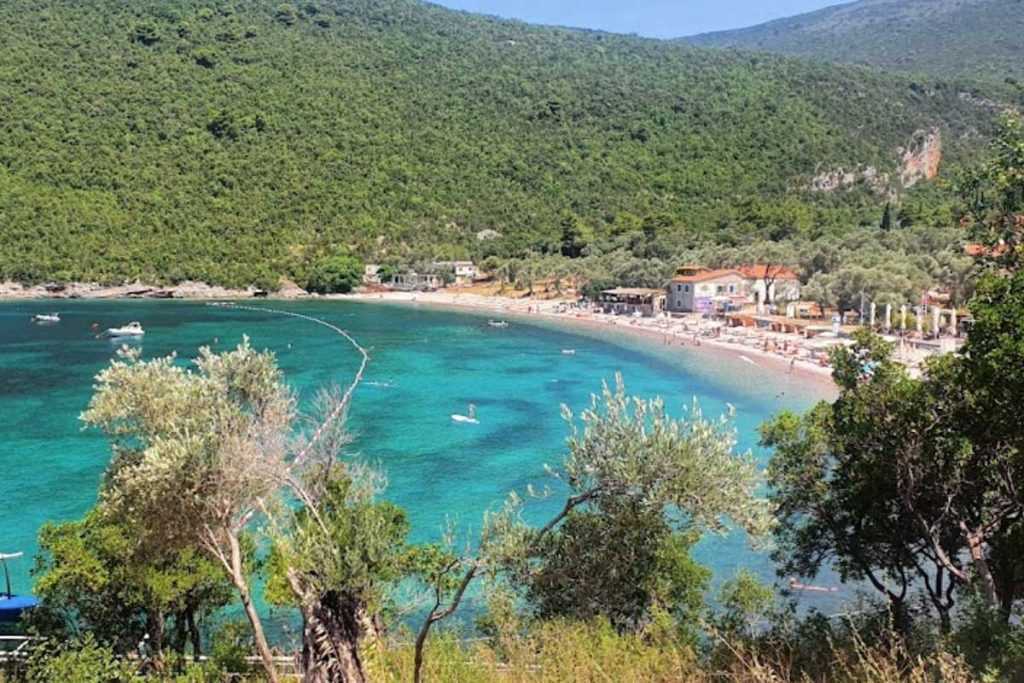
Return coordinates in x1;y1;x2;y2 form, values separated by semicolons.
965;243;1008;257
672;264;800;283
672;268;745;284
737;264;800;280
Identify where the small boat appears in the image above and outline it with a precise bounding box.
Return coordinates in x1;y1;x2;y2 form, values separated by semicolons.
788;577;839;594
451;404;479;424
561;349;576;356
102;321;145;338
487;320;509;329
31;313;60;323
0;552;39;624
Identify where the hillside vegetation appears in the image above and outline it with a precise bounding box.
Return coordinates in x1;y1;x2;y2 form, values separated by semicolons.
688;0;1024;84
0;0;1001;287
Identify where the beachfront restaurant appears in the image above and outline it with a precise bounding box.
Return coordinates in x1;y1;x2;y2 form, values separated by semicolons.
599;288;666;317
390;271;443;292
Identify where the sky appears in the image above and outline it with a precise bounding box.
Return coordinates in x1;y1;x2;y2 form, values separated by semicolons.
430;0;848;39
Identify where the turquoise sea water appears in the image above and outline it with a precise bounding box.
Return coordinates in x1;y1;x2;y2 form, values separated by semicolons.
0;300;837;629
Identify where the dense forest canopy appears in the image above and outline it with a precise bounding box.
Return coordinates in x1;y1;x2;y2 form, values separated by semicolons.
0;0;1007;287
687;0;1024;85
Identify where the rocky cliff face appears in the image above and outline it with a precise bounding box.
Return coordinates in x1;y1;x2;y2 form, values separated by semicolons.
899;127;942;187
809;166;888;193
810;127;942;194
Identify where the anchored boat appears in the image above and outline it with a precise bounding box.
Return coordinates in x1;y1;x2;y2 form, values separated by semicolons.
0;553;38;624
30;313;60;323
102;321;145;338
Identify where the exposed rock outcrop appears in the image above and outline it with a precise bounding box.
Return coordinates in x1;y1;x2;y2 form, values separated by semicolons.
809;165;890;194
898;127;942;188
809;127;943;194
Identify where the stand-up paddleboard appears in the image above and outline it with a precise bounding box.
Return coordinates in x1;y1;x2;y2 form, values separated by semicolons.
451;403;479;424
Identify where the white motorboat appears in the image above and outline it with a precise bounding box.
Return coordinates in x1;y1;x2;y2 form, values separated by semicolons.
561;349;576;356
451;404;479;425
487;320;509;329
102;321;145;338
31;313;60;323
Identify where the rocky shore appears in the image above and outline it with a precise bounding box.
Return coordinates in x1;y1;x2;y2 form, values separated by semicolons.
0;280;308;300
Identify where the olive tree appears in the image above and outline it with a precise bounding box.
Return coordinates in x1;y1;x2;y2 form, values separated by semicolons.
765;323;1024;631
83;341;294;681
412;376;772;682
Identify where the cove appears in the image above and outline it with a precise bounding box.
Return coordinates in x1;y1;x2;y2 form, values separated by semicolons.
0;300;836;618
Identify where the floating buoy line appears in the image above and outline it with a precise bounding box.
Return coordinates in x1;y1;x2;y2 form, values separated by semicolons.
208;302;369;465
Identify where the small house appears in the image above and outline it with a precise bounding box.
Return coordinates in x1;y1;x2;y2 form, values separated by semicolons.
667;264;801;313
737;265;801;308
432;261;480;285
667;267;747;314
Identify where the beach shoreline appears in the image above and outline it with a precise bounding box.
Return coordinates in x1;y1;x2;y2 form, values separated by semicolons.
3;281;837;389
0;280;306;301
340;290;838;389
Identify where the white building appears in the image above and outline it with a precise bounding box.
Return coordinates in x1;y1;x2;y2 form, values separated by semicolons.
667;267;747;314
363;264;382;285
737;265;802;310
390;272;442;292
432;261;480;285
666;265;801;314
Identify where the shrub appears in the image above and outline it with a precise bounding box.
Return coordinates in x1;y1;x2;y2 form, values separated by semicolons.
26;634;139;683
209;621;255;678
274;4;298;26
131;22;160;46
306;254;364;294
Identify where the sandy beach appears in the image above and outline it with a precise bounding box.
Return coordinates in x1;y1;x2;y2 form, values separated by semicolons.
342;290;841;387
2;280;846;386
3;280;890;389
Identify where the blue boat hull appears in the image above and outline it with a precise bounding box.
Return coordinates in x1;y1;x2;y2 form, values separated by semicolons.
0;595;39;623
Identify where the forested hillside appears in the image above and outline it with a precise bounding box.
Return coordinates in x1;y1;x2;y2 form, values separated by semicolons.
0;0;1003;287
688;0;1024;84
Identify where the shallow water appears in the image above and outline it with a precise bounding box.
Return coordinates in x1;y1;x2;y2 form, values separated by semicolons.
0;300;838;628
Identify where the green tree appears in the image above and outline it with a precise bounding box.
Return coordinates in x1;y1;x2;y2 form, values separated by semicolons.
411;376;771;682
559;212;589;259
762;335;960;631
26;633;140;683
765;324;1024;631
526;502;709;637
880;202;893;231
307;254;365;294
274;4;298;25
265;464;423;683
959;113;1024;270
83;341;298;682
32;510;232;659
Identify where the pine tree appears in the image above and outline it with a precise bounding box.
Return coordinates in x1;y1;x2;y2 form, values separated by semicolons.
880;202;894;231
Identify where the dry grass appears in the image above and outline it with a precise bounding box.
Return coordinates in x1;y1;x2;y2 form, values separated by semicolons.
371;621;977;683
